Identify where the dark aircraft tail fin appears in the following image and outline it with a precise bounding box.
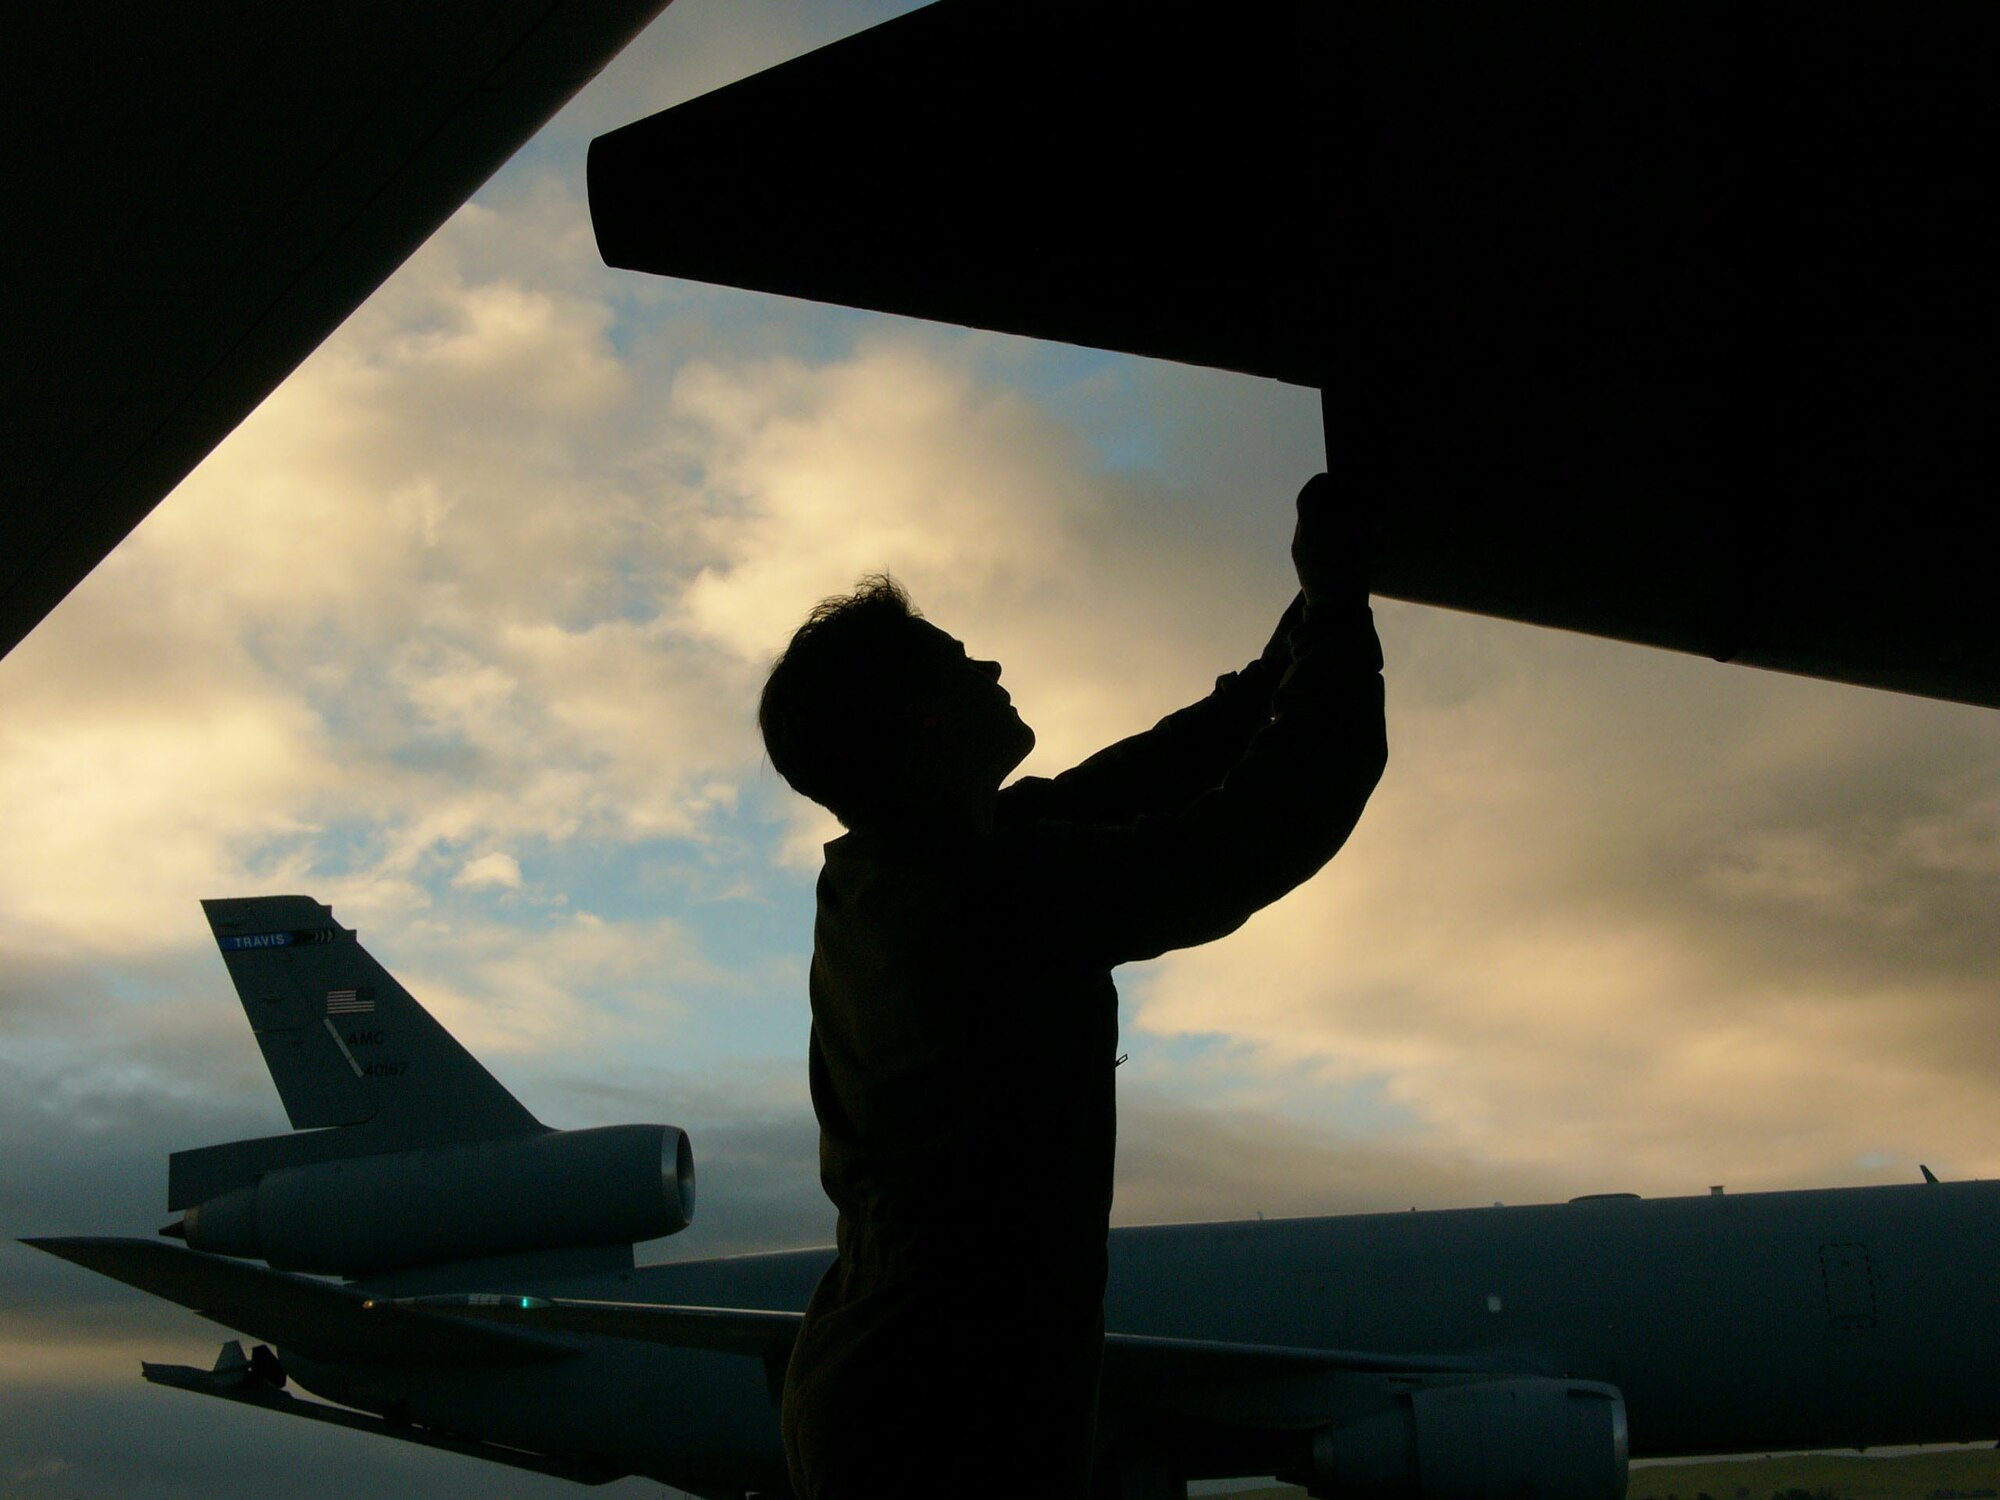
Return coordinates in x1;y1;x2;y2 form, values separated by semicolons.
165;897;692;1268
171;896;544;1208
200;895;540;1137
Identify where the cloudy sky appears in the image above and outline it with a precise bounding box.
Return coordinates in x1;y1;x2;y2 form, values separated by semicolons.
9;2;2000;1496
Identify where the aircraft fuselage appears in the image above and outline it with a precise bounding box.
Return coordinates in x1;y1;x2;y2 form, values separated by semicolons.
289;1180;1999;1490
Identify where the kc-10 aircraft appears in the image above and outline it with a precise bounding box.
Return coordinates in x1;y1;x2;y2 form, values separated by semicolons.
27;897;2000;1499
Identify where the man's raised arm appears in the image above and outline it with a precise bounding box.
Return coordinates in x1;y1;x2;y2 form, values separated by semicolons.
1006;473;1386;966
1000;482;1348;827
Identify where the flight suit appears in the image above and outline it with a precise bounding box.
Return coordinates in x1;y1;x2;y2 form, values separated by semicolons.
781;595;1385;1499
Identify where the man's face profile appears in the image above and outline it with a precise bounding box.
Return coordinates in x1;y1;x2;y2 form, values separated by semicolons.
905;621;1035;788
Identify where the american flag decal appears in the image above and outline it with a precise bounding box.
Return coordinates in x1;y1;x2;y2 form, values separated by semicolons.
326;988;375;1015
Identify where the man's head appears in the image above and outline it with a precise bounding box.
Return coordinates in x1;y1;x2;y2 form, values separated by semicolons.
760;576;1034;829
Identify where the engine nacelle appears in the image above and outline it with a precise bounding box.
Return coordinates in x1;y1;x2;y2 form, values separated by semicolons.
182;1124;694;1275
1309;1377;1628;1500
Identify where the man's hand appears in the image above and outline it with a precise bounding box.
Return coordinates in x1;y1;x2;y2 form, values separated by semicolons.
1254;590;1308;675
1291;473;1372;607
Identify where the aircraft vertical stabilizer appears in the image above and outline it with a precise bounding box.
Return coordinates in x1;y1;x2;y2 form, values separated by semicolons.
172;897;546;1209
158;897;693;1273
201;895;538;1137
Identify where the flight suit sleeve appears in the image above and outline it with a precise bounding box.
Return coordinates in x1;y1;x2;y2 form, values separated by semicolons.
1001;593;1307;826
1002;600;1385;969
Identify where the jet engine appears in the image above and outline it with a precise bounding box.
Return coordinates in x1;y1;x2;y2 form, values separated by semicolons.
1307;1377;1627;1500
179;1124;694;1275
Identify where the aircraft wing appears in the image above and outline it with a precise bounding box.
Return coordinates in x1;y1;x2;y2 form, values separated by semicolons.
1103;1333;1532;1382
24;1237;576;1368
2;0;672;664
140;1343;625;1487
593;3;2000;712
382;1292;1536;1399
386;1292;805;1358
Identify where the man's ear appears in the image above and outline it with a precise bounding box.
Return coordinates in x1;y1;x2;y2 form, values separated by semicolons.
898;697;944;748
902;688;944;733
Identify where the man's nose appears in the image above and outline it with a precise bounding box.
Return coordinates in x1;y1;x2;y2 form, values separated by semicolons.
974;658;1002;681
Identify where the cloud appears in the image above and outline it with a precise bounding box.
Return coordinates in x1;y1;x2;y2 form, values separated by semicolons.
1112;1084;1577;1225
1130;602;2000;1194
673;342;1109;659
382;907;721;1068
0;189;760;955
660;335;1327;890
0;582;338;951
453;851;523;890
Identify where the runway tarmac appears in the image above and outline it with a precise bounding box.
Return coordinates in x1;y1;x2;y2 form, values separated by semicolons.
1192;1447;2000;1500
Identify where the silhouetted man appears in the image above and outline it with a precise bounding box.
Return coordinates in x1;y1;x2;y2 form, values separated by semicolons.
762;474;1385;1499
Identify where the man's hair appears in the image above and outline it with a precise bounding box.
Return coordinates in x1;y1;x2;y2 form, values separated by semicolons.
760;575;933;828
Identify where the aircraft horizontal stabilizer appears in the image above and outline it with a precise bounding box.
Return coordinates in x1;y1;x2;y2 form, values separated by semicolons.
22;1237;575;1368
143;1343;624;1486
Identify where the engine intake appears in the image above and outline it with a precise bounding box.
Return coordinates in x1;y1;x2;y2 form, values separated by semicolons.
1309;1377;1627;1500
181;1124;694;1275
